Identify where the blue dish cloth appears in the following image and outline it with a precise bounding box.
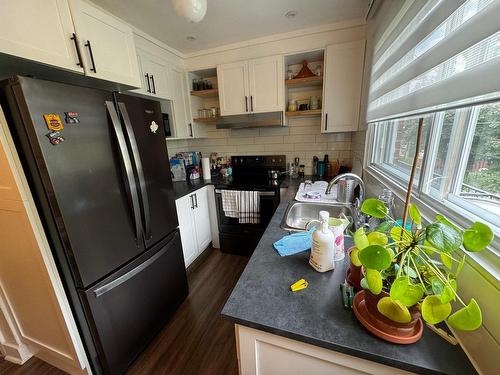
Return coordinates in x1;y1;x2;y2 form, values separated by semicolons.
273;229;314;257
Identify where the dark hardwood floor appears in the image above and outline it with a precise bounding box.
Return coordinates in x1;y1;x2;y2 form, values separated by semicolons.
0;247;248;375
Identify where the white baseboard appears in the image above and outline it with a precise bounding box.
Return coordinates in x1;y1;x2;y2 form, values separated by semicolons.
0;341;32;365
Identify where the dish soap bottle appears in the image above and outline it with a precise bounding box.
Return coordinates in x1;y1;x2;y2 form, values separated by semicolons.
309;211;335;272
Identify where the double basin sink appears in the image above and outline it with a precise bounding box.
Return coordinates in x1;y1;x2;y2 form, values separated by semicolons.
280;201;356;232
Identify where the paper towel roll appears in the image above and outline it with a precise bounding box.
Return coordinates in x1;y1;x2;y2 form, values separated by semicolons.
202;157;211;180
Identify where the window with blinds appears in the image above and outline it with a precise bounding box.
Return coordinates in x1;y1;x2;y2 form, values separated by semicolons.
367;0;500;123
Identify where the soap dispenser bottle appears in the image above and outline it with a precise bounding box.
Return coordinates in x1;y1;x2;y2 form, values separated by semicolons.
309;211;335;272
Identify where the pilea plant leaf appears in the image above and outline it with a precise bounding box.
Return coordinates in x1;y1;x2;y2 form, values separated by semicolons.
390;226;412;243
367;231;388;246
421;295;452;324
425;222;462;253
455;255;466;277
463;222;493;252
390;277;424;307
350;248;362;267
440;252;452;269
366;269;383;295
361;198;388;219
440;281;457;304
430;277;444;295
358;245;392;271
435;214;460;232
403;265;418;279
375;220;393;233
353;228;369;251
360;277;369;290
409;204;422;225
377;297;411;323
448;299;482;331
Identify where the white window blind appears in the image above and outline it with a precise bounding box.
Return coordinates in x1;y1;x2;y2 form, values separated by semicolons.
367;0;500;123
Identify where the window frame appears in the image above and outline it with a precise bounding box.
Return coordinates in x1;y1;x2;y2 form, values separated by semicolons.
365;107;500;281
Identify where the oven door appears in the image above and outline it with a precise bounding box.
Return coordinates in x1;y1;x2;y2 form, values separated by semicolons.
214;188;279;255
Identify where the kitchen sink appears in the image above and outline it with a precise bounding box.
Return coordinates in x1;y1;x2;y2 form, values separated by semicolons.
280;201;355;232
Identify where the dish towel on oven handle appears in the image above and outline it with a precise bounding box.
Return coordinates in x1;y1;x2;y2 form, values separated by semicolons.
238;190;260;224
221;190;239;218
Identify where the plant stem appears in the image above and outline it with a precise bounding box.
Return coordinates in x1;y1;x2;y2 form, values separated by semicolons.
410;254;426;289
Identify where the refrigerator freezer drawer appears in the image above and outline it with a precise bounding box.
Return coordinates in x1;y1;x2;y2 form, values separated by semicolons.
81;230;188;375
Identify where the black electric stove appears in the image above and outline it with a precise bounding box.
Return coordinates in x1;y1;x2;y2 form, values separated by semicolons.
214;155;286;255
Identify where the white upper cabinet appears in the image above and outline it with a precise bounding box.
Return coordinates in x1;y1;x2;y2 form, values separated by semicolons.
0;0;83;73
217;55;284;116
169;66;192;138
217;61;249;116
322;40;365;133
134;49;171;100
248;55;284;113
69;0;141;87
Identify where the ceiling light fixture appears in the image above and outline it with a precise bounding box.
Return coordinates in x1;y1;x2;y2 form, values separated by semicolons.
285;10;298;19
171;0;207;23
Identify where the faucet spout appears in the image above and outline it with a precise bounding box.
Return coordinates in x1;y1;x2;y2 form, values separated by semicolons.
325;173;364;203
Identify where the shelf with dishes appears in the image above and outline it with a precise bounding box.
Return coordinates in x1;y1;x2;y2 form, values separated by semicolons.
188;67;220;130
285;109;322;117
193;116;219;123
284;50;324;119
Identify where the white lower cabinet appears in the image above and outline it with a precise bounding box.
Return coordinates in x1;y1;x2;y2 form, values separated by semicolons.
236;325;416;375
175;186;212;267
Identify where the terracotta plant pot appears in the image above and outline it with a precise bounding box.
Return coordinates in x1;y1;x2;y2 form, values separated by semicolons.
346;246;363;290
363;290;421;337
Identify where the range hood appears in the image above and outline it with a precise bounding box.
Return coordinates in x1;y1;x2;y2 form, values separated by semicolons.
216;111;283;129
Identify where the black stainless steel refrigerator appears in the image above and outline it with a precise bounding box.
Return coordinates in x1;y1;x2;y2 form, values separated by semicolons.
0;76;188;375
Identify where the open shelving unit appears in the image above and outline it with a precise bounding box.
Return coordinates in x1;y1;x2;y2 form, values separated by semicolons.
284;50;324;120
187;68;220;127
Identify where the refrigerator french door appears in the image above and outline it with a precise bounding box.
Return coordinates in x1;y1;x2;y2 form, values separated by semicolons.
0;76;188;375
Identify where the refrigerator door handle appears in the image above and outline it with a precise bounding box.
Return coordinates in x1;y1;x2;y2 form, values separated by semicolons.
105;101;143;243
93;238;171;297
117;102;152;240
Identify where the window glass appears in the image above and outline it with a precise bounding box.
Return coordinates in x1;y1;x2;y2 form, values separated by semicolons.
372;116;431;184
460;103;500;216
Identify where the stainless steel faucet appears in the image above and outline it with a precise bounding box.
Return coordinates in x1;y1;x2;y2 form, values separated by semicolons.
326;173;368;229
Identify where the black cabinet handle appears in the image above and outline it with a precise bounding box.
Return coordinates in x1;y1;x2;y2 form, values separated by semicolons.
190;194;195;209
325;113;328;131
194;193;198;208
70;33;83;67
84;40;97;73
145;73;151;93
245;96;248;112
250;96;254;112
188;123;193;137
150;75;156;94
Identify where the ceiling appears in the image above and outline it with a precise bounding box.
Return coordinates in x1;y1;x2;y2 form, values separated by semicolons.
90;0;369;54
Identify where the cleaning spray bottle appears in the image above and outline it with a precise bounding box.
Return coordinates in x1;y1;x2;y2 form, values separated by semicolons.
309;211;335;272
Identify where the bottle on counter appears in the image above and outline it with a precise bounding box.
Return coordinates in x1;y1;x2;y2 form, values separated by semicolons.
312;156;319;176
324;154;332;177
309;211;335;272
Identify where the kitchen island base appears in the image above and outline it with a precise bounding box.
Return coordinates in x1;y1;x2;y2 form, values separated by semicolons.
235;324;415;375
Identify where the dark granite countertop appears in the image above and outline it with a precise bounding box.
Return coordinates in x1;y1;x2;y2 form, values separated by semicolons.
221;177;477;375
173;178;212;200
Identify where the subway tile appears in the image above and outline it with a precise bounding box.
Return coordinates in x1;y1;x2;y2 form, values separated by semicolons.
294;143;327;151
260;127;290;136
283;135;315;143
230;128;260;137
255;136;284;144
264;143;294;152
289;125;321;135
229;137;255;145
237;144;266;152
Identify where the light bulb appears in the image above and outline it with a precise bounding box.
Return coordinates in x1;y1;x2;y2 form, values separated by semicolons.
171;0;207;23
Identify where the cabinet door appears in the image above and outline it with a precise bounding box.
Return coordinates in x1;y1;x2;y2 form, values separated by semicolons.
169;66;192;138
217;61;249;116
248;55;284;113
0;0;83;73
322;40;365;133
69;0;141;87
193;187;211;252
175;194;198;267
142;54;170;100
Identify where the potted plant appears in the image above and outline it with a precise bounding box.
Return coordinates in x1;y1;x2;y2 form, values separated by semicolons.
348;119;494;342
